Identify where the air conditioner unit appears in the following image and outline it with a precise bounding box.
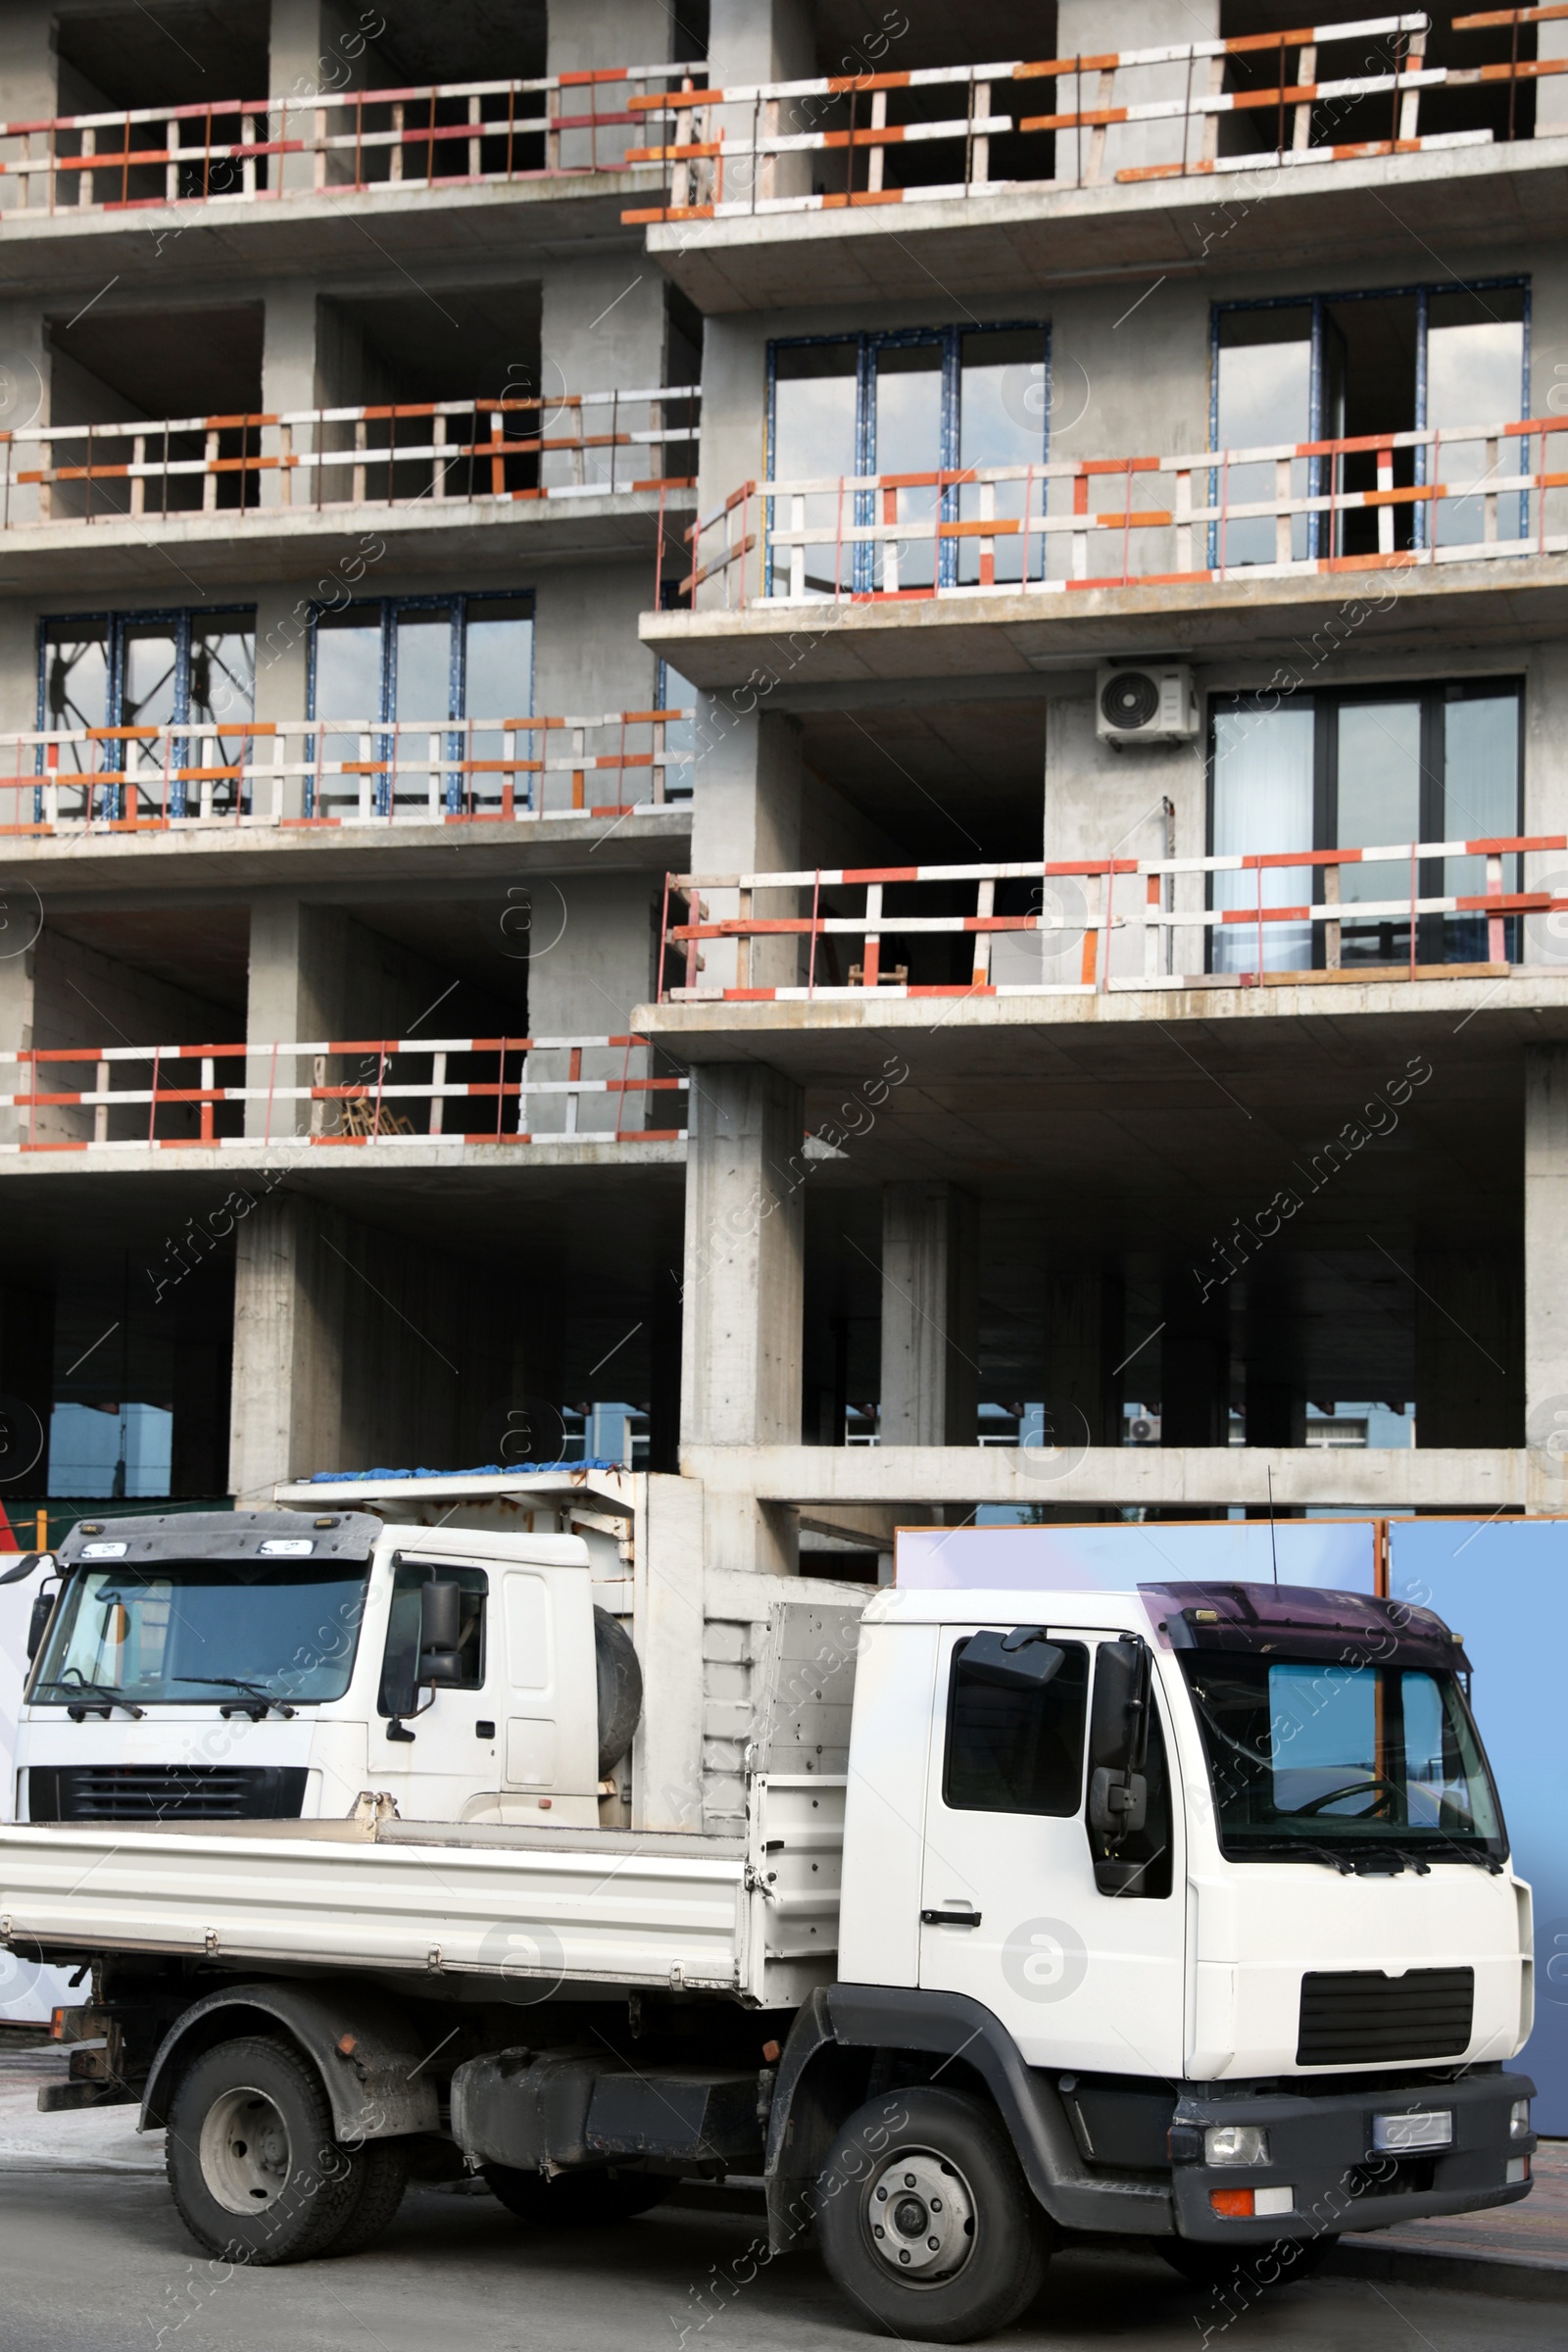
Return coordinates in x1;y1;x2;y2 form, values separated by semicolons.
1096;663;1199;744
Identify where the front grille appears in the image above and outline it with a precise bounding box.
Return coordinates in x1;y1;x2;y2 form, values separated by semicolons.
27;1766;309;1823
1297;1967;1474;2065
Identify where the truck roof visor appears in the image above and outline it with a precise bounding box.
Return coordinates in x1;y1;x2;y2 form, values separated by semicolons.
1140;1581;1469;1673
53;1509;382;1570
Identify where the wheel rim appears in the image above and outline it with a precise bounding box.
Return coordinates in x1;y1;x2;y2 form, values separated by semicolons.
198;2084;294;2215
864;2146;976;2284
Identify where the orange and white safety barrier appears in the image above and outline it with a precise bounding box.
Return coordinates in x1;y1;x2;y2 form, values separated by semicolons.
0;384;697;529
683;412;1563;610
0;709;692;833
662;833;1568;1000
624;14;1559;220
0;1035;687;1152
0;64;702;218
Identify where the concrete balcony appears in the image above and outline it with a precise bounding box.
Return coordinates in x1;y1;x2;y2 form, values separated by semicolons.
633;18;1568;308
644;415;1568;687
0;67;695;293
0;387;697;594
0;711;693;891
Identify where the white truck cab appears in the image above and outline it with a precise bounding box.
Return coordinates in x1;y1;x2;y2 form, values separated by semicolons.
13;1510;639;1832
0;1531;1537;2343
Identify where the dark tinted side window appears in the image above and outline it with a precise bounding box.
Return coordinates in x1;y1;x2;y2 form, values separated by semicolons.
944;1639;1089;1816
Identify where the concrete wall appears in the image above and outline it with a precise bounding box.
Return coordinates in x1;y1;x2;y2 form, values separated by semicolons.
525;872;662;1134
1057;3;1220;179
24;930;233;1146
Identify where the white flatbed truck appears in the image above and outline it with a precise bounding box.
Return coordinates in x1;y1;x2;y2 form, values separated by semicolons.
0;1509;1538;2341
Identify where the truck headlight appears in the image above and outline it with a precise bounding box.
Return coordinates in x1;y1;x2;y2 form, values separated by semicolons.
1510;2098;1532;2141
1205;2125;1269;2167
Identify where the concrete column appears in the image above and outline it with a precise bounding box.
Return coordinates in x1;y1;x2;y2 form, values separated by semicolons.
0;3;58;124
244;897;339;1138
228;1194;347;1502
1415;1245;1521;1450
270;1;374;189
1540;18;1568;134
547;1;676;169
1161;1263;1229;1446
540;261;669;490
522;874;660;1135
708;0;815;203
1526;1045;1568;1413
1056;3;1221;178
880;1184;979;1446
687;708;804;992
680;1062;805;1572
0;937;36;1151
1043;1263;1123;1446
258;280;318;518
0;1277;53;1500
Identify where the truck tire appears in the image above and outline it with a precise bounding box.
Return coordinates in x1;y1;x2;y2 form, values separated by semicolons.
1158;2233;1338;2293
166;2034;364;2264
594;1606;643;1778
814;2088;1050;2343
482;2163;670;2226
331;2137;413;2255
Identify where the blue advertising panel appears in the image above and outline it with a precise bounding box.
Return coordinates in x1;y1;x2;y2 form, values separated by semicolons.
896;1518;1377;1593
1387;1519;1567;2132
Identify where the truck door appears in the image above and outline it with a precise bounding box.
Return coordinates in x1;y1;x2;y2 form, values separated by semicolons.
917;1626;1186;2081
371;1557;494;1819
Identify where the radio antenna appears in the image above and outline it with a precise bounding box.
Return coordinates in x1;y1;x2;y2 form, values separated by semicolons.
1266;1464;1280;1586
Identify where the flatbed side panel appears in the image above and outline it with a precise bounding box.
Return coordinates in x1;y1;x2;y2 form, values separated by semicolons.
0;1824;747;1991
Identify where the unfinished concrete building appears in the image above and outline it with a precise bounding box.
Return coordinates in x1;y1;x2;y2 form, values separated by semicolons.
2;0;1568;1607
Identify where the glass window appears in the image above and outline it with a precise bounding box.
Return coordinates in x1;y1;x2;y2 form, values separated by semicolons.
1207;683;1521;971
872;339;944;589
944;1637;1089;1816
1427;288;1527;548
957;326;1048;586
768;325;1049;595
1210;701;1315;973
30;1561;370;1707
1178;1652;1504;1858
308;596;534;816
1215;309;1312;565
770;342;859;598
38;612;254;821
378;1561;488;1718
1334;699;1424;965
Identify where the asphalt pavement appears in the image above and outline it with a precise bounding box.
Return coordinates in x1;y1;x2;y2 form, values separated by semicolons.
0;2164;1564;2352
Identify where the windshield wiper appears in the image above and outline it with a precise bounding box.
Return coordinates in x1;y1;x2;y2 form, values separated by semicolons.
173;1677;296;1721
1226;1838;1354;1875
33;1677;145;1720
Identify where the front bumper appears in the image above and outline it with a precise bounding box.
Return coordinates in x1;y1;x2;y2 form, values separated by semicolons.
1168;2069;1536;2245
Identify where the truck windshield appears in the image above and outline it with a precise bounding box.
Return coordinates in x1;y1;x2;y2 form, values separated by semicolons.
1177;1653;1505;1862
28;1561;370;1707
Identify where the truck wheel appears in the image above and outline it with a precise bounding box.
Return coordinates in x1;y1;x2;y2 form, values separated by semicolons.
331;2137;413;2255
482;2164;670;2226
1158;2233;1339;2292
166;2035;363;2265
815;2089;1050;2343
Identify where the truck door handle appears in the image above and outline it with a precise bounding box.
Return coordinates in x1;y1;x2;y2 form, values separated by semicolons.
921;1908;982;1928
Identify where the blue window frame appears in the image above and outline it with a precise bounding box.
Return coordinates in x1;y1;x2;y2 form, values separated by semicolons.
306;590;534;816
1210;279;1530;565
37;608;256;820
766;323;1050;594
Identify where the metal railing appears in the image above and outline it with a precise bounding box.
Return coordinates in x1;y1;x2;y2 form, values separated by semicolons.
682;412;1559;608
0;385;698;529
0;1035;687;1152
0;710;692;831
660;831;1568;999
625;13;1555;220
0;64;703;217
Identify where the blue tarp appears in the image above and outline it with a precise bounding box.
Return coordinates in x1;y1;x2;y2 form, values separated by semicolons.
308;1461;626;1481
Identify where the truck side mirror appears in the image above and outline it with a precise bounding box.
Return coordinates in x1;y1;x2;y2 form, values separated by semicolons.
960;1628;1065;1692
1088;1636;1151;1846
417;1579;466;1689
25;1584;58;1664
